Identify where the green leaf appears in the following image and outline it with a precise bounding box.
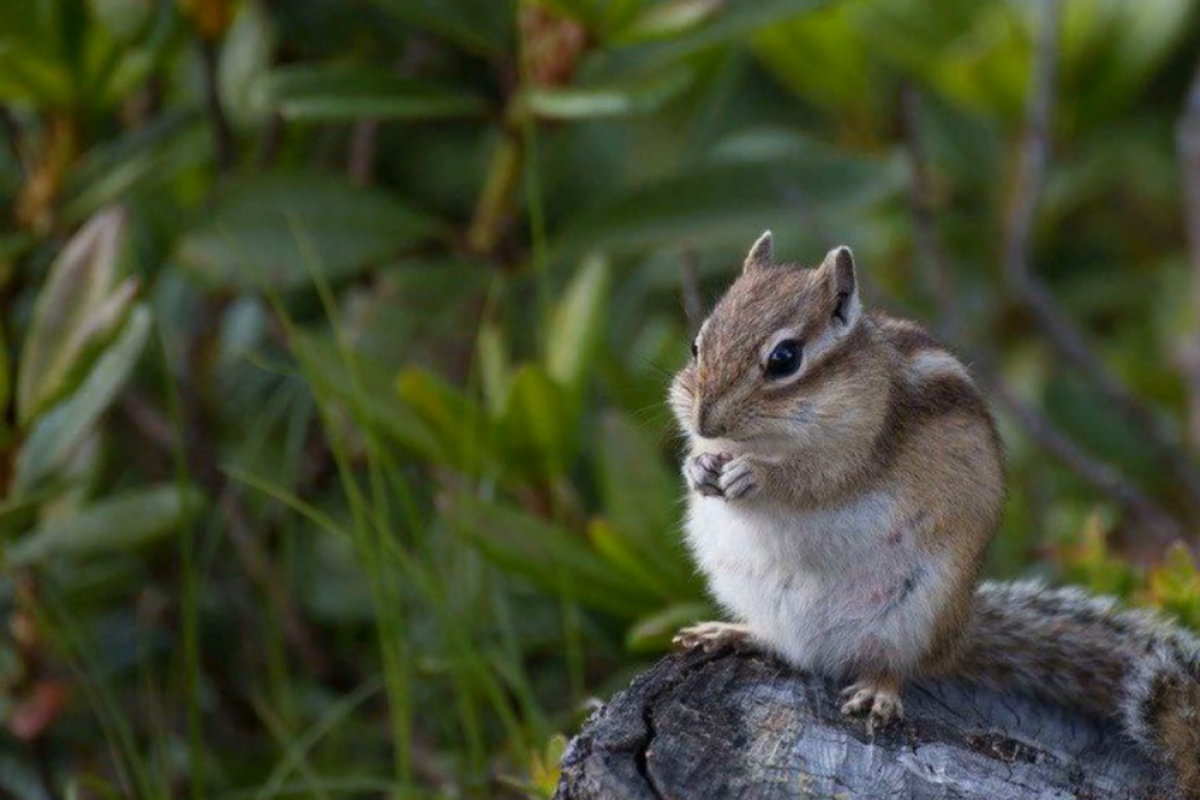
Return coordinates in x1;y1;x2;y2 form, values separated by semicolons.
14;306;151;493
17;208;135;425
290;331;442;460
545;254;609;392
444;492;655;618
61;117;211;224
587;518;674;600
268;65;487;122
611;0;831;60
362;0;515;57
477;322;512;417
553;131;895;258
625;601;712;653
496;365;578;480
615;0;723;43
520;67;694;120
5;484;201;567
175;173;443;291
397;368;497;474
596;411;694;596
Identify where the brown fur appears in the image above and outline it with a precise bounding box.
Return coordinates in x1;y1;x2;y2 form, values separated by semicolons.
673;236;1200;797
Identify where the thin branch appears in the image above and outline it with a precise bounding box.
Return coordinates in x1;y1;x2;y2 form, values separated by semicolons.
198;41;235;174
124;386;333;676
221;493;332;676
899;84;961;343
1176;53;1200;449
680;248;703;333
1001;0;1200;515
987;375;1182;543
0;107;25;179
256;112;285;169
902;77;1184;543
347;120;379;187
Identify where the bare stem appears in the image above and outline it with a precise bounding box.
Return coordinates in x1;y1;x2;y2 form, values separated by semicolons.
901;24;1187;541
348;120;379;187
1176;54;1200;449
1001;0;1200;516
199;40;235;174
900;85;961;343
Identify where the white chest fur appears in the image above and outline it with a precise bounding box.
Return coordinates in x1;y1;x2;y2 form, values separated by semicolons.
685;491;947;678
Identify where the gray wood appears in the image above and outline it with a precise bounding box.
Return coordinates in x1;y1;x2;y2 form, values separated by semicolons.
555;647;1159;800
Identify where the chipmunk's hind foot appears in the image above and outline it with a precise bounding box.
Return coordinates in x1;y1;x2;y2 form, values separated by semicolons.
840;678;904;734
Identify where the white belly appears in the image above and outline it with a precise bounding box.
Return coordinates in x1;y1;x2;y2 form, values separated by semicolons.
685;492;946;678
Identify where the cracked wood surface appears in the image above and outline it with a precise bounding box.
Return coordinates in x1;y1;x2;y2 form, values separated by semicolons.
555;647;1158;799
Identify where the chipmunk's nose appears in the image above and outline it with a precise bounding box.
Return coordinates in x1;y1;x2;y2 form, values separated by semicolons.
696;399;727;438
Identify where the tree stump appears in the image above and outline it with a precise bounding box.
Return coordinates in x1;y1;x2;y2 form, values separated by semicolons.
555;647;1157;799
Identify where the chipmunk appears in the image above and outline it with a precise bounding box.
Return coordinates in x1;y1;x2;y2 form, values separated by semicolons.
669;231;1200;798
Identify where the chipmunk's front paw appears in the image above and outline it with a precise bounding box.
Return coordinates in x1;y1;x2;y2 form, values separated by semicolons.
673;621;752;652
840;679;904;734
684;452;730;497
719;456;760;501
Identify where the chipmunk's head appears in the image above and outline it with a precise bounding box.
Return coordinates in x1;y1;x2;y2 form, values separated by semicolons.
670;232;892;455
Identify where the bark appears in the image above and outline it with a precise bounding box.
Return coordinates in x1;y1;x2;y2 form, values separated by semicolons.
555;647;1157;800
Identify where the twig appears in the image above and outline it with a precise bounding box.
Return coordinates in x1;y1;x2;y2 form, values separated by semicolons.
198;40;235;174
1002;0;1200;515
220;493;332;675
0;107;25;180
899;85;961;343
348;120;379;187
1176;53;1200;449
680;248;703;332
987;375;1182;543
123;386;333;676
256;112;285;169
902;66;1184;543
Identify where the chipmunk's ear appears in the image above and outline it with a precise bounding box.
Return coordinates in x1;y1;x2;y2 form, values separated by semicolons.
820;245;861;329
742;230;774;274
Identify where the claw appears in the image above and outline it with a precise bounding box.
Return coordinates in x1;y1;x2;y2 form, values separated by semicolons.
718;456;759;501
684;452;730;497
673;621;752;653
839;679;904;734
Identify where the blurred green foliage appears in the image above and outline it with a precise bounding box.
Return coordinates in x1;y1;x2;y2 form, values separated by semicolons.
1;0;1200;797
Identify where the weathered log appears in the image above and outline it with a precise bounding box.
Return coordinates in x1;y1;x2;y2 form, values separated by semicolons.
555;647;1158;799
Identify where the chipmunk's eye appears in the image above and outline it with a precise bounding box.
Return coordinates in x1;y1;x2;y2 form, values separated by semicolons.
765;339;802;379
691;339;699;359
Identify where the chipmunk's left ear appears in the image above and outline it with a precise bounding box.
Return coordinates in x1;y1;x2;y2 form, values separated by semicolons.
820;245;861;329
742;230;774;274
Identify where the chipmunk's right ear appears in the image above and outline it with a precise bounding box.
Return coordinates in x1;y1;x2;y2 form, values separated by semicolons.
742;230;774;274
820;245;861;329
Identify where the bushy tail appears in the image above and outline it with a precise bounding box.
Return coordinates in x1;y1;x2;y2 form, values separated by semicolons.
955;581;1200;798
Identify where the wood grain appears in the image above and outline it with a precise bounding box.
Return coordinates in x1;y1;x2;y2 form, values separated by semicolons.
556;647;1158;799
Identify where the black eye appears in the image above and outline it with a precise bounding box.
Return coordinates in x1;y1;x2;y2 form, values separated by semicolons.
765;339;802;379
691;339;699;359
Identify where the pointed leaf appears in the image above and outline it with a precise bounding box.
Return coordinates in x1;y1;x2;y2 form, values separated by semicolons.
545;254;609;392
176;173;443;291
6;484;202;566
444;492;654;618
497;365;577;480
521;67;694;120
269;65;487;122
290;331;442;460
477;322;512;417
397;368;497;474
18;208;130;424
595;411;693;596
14;307;151;493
